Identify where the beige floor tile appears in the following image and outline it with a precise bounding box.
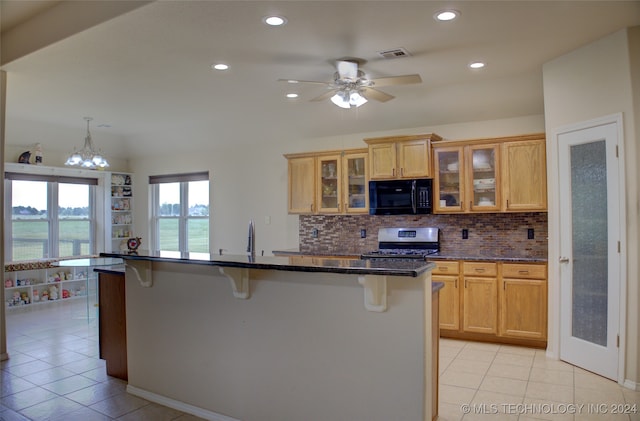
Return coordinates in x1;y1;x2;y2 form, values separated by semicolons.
532;355;575;372
19;395;85;421
457;348;498;363
117;402;187;420
529;367;574;387
574;369;622;392
487;362;532;381
463;413;518;420
435;402;465;421
440;357;455;374
441;338;467;349
622;388;640;405
447;358;492;375
498;345;538;357
439;384;478;405
493;352;534;368
525;381;575;404
575;386;626;405
472;389;525;405
479;375;528;397
466;342;502;352
520;398;577;421
88;391;150;418
441;368;485;389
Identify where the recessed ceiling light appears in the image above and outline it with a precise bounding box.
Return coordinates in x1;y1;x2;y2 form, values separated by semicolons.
263;15;287;26
469;61;486;69
434;9;460;21
212;63;229;71
286;93;299;99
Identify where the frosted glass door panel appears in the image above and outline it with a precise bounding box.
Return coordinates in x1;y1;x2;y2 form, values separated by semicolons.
570;140;608;346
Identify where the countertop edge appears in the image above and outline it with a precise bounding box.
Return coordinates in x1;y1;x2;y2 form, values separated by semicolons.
100;252;436;278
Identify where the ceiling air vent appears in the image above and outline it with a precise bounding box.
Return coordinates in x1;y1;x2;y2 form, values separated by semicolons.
377;48;411;59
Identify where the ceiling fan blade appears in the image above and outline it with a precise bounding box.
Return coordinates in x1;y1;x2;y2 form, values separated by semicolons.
362;87;395;102
310;90;338;102
370;74;422;87
278;78;330;86
336;60;358;80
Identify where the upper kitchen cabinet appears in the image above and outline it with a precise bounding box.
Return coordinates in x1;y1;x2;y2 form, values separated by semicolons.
433;134;547;213
433;143;501;213
502;136;547;211
286;154;316;214
364;134;441;180
285;148;368;215
341;150;369;214
316;149;369;214
433;146;465;213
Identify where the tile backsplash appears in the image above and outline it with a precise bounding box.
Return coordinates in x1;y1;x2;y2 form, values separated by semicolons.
299;213;548;259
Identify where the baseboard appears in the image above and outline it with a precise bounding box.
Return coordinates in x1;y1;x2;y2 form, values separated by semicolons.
623;379;640;391
0;352;9;361
126;385;240;421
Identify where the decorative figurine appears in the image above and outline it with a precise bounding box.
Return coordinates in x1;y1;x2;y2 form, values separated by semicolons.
18;150;31;163
127;237;142;253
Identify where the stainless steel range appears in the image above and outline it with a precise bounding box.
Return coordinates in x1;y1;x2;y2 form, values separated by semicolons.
361;227;440;260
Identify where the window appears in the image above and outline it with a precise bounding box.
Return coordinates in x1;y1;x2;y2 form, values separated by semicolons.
5;173;97;261
150;172;209;253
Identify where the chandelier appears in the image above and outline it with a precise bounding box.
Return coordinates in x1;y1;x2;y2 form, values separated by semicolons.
65;117;109;169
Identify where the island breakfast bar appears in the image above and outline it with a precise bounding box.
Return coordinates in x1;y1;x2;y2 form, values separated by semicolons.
100;251;440;421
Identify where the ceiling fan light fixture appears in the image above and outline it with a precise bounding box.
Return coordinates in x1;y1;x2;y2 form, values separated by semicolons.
331;90;368;109
434;9;460;21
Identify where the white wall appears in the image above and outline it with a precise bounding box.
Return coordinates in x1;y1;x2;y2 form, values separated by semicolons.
543;27;639;387
128;114;544;256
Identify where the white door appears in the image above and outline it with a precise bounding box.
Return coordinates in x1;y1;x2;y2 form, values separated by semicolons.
558;122;621;380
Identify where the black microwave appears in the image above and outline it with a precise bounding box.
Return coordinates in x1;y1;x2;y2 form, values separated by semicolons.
369;179;433;215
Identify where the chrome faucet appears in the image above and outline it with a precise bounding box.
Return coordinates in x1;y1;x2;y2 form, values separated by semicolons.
247;220;255;257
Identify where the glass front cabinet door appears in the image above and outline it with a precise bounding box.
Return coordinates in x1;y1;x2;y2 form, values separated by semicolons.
342;152;369;214
468;144;500;212
317;155;341;213
433;146;464;213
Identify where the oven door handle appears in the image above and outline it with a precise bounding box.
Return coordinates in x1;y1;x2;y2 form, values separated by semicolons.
411;180;417;214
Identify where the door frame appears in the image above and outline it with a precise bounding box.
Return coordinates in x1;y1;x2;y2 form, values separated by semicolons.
547;113;627;384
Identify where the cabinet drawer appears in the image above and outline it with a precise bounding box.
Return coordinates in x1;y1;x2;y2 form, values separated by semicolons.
463;262;497;277
432;261;459;275
502;263;546;280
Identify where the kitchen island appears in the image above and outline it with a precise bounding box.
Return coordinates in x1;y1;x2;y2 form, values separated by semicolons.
100;250;440;421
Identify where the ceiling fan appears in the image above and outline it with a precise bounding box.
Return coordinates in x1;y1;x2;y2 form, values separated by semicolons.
279;59;422;108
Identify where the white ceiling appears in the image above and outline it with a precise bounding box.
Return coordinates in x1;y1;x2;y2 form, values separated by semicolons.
2;1;639;160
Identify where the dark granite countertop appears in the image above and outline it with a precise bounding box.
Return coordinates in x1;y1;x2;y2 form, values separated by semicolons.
273;249;547;263
100;250;436;277
93;266;125;275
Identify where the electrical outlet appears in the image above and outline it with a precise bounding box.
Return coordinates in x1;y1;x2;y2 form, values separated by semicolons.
312;228;318;238
462;229;469;239
360;229;366;239
528;228;535;239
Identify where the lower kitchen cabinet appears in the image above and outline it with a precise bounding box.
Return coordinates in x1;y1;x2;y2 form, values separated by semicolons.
500;263;547;340
437;260;547;348
433;261;460;331
462;261;498;334
98;271;128;380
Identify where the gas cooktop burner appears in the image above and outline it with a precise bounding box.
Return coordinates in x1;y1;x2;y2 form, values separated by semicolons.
361;227;440;260
362;249;439;259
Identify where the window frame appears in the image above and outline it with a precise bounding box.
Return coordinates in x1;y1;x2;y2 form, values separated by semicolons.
150;171;210;253
4;172;98;261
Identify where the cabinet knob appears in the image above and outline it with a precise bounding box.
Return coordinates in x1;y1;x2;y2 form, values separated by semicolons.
559;257;570;263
